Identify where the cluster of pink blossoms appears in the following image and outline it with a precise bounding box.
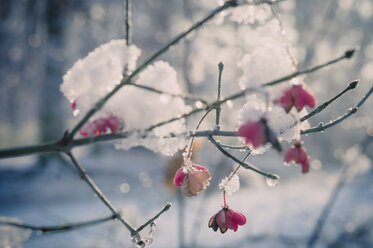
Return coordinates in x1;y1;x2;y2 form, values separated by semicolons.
173;83;316;234
237;84;316;174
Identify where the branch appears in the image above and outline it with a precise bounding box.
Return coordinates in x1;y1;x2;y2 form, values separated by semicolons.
125;0;132;46
127;82;208;105
215;62;224;129
66;152;137;236
0;215;114;233
300;80;358;122
136;203;172;233
301;85;373;135
208;136;277;179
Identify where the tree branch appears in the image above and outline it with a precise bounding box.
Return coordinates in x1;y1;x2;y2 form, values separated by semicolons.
301;85;373;135
66;152;137;236
208;136;277;179
0;215;114;233
136;203;172;233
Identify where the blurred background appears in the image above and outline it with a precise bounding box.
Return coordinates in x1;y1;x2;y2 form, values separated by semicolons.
1;0;373;247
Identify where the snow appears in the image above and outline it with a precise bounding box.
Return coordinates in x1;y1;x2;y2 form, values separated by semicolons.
219;174;240;195
0;217;31;248
61;40;191;156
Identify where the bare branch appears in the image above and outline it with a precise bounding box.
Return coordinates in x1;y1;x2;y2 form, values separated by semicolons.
0;215;114;233
66;152;137;236
301;85;373;135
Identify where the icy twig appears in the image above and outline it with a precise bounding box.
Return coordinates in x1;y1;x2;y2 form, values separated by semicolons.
127;82;208;105
135;203;172;233
66;152;137;236
125;0;132;46
300;80;358;122
301;84;373;135
0;215;114;233
215;62;224;129
208;136;277;179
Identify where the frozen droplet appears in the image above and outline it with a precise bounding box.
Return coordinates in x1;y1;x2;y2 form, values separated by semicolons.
94;194;98;197
195;101;203;108
73;109;80;117
266;174;279;187
36;230;43;236
226;100;233;109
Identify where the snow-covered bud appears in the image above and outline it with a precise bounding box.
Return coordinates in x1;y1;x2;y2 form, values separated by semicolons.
284;141;309;173
237;118;281;151
276;84;316;112
173;164;211;197
208;206;246;233
79;115;122;137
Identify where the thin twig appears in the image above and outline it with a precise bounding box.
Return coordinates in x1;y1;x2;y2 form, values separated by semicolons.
215;62;224;129
125;0;132;45
136;203;172;233
208;136;277;179
0;215;114;233
66;152;137;236
300;80;358;122
301;85;373;135
127;82;208;105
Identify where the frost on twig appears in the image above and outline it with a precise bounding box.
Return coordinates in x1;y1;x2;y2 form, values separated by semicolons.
219;174;240;195
0;217;31;248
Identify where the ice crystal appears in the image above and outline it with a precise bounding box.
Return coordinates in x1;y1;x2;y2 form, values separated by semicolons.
219;174;240;195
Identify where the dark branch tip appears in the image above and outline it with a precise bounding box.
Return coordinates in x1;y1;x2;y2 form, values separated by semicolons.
344;49;356;59
349;80;359;89
164;203;172;211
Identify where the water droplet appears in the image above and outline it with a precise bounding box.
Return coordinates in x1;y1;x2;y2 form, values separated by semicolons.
94;193;98;197
226;100;233;109
36;230;43;236
266;174;279;187
195;101;204;108
73;109;80;117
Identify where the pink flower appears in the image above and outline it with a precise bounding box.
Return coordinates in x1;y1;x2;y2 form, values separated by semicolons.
79;115;123;137
284;142;309;173
237;118;282;151
276;84;316;112
173;164;211;197
208;207;246;233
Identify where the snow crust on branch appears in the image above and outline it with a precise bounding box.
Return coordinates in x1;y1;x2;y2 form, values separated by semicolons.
0;217;31;248
219;174;240;195
60;40;191;155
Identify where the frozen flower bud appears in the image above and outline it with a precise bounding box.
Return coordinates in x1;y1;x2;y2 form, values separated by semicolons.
79;115;123;137
208;207;246;233
173;164;211;197
284;141;309;173
237;118;281;151
276;84;316;112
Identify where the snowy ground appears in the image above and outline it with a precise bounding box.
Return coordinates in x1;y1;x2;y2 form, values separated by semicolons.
1;147;372;248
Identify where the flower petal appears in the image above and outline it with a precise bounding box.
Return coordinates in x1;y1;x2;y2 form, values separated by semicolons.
173;168;187;187
208;214;219;232
237;120;266;148
216;209;226;229
229;209;247;225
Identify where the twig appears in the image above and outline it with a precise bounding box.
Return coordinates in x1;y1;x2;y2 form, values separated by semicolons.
127;82;208;105
300;80;358;122
0;215;114;233
125;0;132;45
215;62;224;129
301;85;373;135
208;136;277;179
136;203;172;233
66;152;137;236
